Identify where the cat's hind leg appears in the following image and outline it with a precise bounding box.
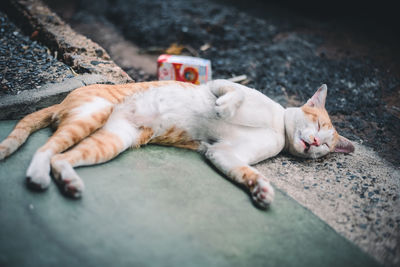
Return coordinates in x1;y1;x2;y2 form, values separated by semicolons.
50;117;153;197
26;102;113;190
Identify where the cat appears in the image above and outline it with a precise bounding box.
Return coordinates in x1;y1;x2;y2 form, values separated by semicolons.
0;79;354;208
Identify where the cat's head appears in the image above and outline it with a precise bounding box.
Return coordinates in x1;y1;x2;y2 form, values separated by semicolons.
284;84;354;158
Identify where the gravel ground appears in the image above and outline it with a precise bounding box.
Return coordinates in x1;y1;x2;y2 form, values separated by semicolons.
0;11;73;97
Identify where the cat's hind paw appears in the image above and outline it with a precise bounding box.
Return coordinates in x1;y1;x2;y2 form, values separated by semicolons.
51;160;84;198
26;174;51;191
26;151;52;190
61;177;85;198
251;178;275;208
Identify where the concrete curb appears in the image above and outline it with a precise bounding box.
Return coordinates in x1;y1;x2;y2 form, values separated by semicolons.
0;0;134;119
1;0;133;84
0;74;107;119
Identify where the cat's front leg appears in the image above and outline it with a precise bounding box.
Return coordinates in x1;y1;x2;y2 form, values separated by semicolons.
203;142;274;208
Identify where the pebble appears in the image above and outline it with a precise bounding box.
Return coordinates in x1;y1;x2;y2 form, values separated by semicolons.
359;224;367;229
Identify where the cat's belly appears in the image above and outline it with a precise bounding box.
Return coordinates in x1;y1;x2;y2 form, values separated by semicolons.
122;83;220;143
120;83;284;149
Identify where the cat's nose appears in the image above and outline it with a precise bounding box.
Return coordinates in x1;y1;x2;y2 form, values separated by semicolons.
311;136;320;146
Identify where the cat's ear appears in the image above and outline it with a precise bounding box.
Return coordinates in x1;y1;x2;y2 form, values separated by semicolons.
306;84;327;108
334;135;355;153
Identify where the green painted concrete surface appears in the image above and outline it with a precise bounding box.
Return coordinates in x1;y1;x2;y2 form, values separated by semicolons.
0;120;380;267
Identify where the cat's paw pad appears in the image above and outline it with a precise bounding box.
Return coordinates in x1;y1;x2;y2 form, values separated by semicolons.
60;176;85;198
251;178;275;208
26;174;51;191
51;159;84;198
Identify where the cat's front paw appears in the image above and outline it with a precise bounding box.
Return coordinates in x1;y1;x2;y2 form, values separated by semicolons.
251;178;275;208
215;93;242;119
215;103;236;119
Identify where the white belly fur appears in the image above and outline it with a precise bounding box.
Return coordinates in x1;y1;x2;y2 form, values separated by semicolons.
118;82;285;147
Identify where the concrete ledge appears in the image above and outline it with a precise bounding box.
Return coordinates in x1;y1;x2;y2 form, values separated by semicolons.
0;0;134;119
0;74;107;119
1;0;132;84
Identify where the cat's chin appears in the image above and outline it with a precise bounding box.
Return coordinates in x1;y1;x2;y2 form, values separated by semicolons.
288;147;309;158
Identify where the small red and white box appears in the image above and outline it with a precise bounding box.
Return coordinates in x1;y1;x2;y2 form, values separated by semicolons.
157;54;212;85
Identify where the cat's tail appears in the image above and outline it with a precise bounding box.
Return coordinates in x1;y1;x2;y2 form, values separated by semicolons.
0;105;58;160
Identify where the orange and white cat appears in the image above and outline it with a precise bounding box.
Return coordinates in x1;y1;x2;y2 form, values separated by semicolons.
0;80;354;208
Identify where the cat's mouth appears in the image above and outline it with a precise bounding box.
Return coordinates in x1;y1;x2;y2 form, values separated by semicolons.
300;138;329;153
300;139;311;152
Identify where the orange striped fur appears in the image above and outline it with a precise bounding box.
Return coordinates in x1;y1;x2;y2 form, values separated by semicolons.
0;81;201;197
0;105;56;158
0;81;192;161
150;126;200;150
229;166;262;188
